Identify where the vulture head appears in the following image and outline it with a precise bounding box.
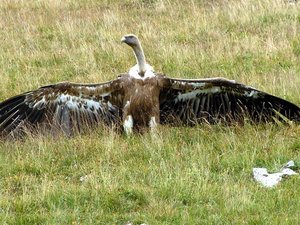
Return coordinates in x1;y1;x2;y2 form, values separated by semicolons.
121;34;153;77
121;34;140;47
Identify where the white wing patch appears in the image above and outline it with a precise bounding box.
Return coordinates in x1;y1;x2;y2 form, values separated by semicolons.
175;87;221;102
174;81;260;103
245;90;259;98
32;96;46;109
56;94;116;112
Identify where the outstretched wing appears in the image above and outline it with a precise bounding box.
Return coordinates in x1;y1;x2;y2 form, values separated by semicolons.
159;77;300;125
0;79;124;137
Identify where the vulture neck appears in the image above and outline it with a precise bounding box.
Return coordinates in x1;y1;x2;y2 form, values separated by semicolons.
132;43;147;76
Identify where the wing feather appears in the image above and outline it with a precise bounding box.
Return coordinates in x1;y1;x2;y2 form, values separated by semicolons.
0;79;123;138
160;77;300;125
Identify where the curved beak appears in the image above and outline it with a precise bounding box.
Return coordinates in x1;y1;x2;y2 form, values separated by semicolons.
121;36;127;43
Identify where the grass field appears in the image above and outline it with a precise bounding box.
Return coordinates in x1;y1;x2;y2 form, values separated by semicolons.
1;0;300;224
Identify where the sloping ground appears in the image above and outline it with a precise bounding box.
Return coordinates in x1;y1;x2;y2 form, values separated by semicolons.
0;0;300;224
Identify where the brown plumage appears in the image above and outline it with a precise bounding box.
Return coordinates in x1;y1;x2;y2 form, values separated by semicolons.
1;34;300;138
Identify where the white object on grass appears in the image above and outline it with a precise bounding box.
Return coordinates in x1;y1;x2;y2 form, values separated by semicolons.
253;160;297;188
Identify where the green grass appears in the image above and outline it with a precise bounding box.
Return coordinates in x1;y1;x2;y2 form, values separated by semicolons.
1;0;300;224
